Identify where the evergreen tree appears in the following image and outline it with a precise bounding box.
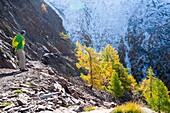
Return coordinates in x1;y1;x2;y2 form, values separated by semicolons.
107;71;124;98
102;44;132;90
146;67;154;98
140;67;170;112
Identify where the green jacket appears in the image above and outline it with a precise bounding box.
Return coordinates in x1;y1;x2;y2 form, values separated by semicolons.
15;34;25;50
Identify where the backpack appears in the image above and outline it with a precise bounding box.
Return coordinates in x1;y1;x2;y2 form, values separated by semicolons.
12;36;19;48
12;36;19;54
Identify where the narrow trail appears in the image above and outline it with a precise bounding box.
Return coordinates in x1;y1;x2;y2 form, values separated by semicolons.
0;61;46;93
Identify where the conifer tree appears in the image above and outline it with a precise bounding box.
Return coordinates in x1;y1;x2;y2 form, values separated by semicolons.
76;42;137;93
140;67;170;112
76;42;102;89
107;71;124;98
102;44;132;90
146;67;154;98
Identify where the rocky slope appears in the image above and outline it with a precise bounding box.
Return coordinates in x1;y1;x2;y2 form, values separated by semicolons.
0;61;156;113
0;61;118;113
0;0;78;75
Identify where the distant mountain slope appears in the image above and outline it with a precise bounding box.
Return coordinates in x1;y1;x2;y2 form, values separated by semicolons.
44;0;141;50
118;0;170;89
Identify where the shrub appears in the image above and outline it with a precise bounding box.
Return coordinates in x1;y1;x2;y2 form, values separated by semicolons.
41;3;47;13
83;106;95;112
112;102;142;113
0;102;12;107
14;89;23;94
60;32;69;40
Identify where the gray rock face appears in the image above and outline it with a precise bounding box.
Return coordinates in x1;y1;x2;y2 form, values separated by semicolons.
42;53;79;76
0;0;74;57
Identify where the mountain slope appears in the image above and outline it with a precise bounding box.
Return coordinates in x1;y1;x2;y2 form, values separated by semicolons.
0;61;116;113
0;0;78;75
45;0;170;89
44;0;141;50
118;0;170;89
0;0;159;113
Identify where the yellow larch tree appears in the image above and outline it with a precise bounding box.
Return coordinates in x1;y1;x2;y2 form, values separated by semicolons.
101;44;134;90
140;67;170;112
76;42;102;90
76;42;137;93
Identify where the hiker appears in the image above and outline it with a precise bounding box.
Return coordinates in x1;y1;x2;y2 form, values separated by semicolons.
12;30;28;72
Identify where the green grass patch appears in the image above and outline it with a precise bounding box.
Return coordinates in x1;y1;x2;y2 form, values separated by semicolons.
112;102;142;113
0;102;12;107
60;32;69;40
14;89;23;94
26;82;33;87
83;106;95;112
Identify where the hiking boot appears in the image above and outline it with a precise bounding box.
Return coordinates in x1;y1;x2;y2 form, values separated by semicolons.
20;68;29;72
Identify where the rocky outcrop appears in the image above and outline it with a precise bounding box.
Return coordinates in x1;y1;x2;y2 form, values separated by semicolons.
0;30;17;69
0;0;74;57
41;53;79;76
0;0;78;74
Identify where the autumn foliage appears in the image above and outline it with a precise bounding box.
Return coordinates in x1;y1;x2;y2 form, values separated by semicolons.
76;42;136;97
139;67;170;112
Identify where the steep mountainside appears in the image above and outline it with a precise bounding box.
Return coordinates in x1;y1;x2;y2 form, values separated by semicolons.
45;0;170;89
0;0;158;113
44;0;141;50
0;0;77;75
118;0;170;89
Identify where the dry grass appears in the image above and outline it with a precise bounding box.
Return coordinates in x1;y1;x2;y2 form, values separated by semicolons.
83;106;95;112
112;102;142;113
60;32;69;40
41;3;48;13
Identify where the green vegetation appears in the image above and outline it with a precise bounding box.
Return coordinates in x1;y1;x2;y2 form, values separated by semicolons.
83;106;95;112
14;89;23;94
112;102;141;113
107;71;124;98
76;42;136;96
0;102;12;107
60;32;69;40
139;67;170;113
76;42;170;112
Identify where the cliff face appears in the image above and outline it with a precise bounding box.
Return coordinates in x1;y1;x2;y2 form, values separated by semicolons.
0;0;77;74
0;0;75;58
